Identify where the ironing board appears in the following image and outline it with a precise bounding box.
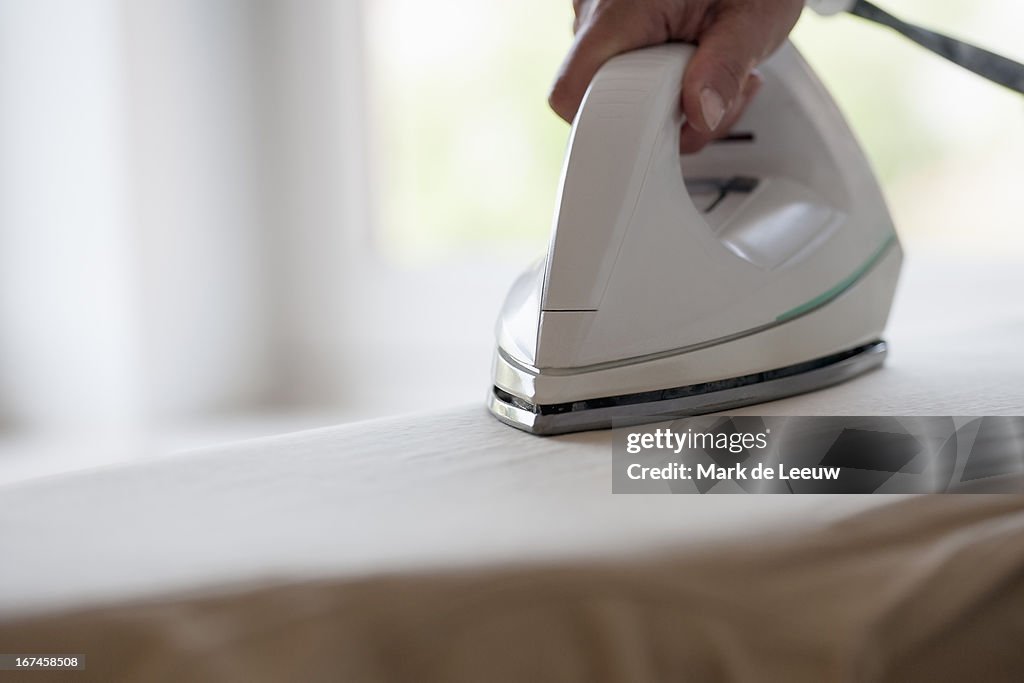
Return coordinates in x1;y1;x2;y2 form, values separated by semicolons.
1;254;1023;681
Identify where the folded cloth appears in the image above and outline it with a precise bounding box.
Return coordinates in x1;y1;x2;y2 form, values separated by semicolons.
3;489;1023;683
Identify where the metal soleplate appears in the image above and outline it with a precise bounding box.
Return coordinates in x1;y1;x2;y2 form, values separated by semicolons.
488;341;888;436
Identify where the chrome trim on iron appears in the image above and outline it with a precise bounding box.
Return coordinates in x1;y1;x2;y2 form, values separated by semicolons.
488;341;888;436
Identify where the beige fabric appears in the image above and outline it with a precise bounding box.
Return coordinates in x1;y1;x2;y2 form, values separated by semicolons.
3;492;1023;683
2;253;1022;679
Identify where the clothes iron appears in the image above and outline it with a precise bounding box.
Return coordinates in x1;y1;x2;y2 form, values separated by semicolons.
488;41;902;435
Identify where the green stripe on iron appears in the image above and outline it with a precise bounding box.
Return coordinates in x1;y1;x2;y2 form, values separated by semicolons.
776;233;897;323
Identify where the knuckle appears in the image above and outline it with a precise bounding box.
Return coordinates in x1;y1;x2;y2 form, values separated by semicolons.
547;79;571;117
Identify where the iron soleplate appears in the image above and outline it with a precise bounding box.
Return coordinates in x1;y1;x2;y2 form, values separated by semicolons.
488;341;888;436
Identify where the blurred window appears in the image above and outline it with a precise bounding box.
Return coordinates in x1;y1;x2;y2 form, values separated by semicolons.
364;0;573;264
365;1;1024;261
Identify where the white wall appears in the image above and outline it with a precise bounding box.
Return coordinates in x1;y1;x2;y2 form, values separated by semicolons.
253;0;368;407
0;0;354;434
0;0;141;430
0;0;519;449
122;0;276;422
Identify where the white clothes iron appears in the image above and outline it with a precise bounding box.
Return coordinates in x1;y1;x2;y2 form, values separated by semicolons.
488;42;903;435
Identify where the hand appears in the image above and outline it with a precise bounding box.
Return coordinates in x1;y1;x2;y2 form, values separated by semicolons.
549;0;805;153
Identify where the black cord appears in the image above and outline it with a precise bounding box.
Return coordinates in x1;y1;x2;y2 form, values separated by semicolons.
849;0;1024;96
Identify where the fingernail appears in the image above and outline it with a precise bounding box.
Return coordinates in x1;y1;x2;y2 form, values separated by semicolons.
700;87;726;131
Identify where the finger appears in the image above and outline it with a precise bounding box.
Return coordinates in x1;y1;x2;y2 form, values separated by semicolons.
681;3;797;135
548;5;651;122
680;69;762;155
681;14;760;134
715;68;763;133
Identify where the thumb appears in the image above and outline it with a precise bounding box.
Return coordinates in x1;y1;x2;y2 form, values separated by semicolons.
682;13;766;134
